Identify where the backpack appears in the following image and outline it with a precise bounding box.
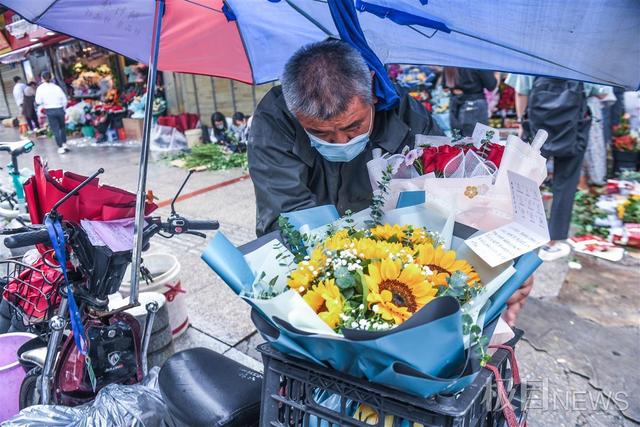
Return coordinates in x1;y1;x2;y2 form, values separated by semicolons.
526;77;590;158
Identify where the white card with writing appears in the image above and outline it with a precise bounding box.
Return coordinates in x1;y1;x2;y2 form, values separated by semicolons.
465;171;550;267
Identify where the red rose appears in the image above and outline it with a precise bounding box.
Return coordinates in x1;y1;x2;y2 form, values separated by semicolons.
485;143;505;168
421;146;464;175
434;145;463;174
421;146;439;174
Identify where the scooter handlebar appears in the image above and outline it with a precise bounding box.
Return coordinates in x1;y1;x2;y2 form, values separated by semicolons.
186;219;220;231
4;229;50;249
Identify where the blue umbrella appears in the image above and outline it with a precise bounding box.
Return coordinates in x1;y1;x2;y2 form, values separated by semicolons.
226;0;640;89
2;0;638;307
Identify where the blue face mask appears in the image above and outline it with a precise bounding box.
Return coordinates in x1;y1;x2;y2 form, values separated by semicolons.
306;107;373;162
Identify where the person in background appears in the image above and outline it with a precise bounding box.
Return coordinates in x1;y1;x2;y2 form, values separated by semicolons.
601;86;626;144
12;76;26;113
580;88;616;188
35;71;69;154
229;111;249;144
22;82;39;131
210;111;230;144
444;67;497;136
506;74;611;262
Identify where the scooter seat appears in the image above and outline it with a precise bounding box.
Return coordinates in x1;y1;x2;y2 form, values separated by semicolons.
159;347;262;427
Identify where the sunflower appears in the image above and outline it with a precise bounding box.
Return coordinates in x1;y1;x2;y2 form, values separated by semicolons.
353;238;404;260
287;246;327;293
409;227;436;246
369;224;407;241
308;246;327;268
324;229;351;251
302;279;344;329
365;258;438;325
413;244;480;287
288;268;315;294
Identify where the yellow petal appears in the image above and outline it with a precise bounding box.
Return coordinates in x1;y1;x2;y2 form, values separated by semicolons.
380;258;399;281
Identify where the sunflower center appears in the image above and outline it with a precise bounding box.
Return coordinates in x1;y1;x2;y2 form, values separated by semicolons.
427;264;451;275
379;279;417;312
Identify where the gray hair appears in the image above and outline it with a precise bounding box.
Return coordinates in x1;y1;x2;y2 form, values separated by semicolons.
281;39;372;120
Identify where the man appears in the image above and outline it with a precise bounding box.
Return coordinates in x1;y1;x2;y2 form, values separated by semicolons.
248;39;442;236
250;40;529;324
506;75;611;261
12;76;26;112
35;71;69;154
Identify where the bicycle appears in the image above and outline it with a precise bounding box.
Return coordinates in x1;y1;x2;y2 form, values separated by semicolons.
2;168;218;408
0;139;35;224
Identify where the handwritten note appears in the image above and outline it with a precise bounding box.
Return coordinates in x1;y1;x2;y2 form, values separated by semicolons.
81;218;137;253
465;171;550;267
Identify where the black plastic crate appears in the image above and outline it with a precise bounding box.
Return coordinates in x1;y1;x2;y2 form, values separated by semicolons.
258;330;527;427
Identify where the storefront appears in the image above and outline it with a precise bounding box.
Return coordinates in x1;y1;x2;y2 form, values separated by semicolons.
0;9;68;118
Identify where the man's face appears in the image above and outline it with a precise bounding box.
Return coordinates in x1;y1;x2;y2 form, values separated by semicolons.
297;96;374;144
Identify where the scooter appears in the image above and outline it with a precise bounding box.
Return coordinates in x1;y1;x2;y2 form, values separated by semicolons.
3;169;218;408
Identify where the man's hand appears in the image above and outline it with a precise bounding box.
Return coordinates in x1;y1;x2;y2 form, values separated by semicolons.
502;277;534;327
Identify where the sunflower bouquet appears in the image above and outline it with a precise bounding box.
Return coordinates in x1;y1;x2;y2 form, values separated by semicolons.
284;222;481;333
202;166;545;398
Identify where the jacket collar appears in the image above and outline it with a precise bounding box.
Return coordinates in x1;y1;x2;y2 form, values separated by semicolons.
370;107;410;154
291;104;409;167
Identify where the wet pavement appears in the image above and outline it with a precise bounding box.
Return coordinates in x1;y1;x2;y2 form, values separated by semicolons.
1;128;638;425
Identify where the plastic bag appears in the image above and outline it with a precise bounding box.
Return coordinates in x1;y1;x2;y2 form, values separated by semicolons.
150;124;187;152
2;367;166;427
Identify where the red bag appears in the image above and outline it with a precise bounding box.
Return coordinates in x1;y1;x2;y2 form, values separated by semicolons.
3;258;63;321
24;156;157;224
157;113;200;133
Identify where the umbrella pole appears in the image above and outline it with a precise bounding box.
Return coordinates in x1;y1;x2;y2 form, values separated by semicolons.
129;0;165;306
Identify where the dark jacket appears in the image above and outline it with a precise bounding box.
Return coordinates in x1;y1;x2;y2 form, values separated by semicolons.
449;68;497;101
248;86;442;236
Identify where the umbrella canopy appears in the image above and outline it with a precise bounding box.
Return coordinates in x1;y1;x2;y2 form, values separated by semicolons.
2;0;639;89
1;0;253;82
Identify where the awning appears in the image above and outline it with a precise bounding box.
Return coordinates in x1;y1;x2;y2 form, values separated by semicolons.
0;43;41;64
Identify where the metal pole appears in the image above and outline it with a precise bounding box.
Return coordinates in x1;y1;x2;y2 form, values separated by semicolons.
129;0;165;306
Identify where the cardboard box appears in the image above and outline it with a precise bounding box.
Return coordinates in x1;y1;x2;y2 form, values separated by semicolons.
122;118;144;141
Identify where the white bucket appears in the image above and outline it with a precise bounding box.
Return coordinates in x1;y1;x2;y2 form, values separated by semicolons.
109;292;167;330
120;253;189;337
185;128;202;148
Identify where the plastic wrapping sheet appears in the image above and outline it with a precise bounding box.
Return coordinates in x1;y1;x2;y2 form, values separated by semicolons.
2;367;165;427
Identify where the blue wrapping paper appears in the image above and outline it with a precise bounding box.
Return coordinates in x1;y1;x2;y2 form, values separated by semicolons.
201;232;254;295
282;205;339;231
485;251;541;324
